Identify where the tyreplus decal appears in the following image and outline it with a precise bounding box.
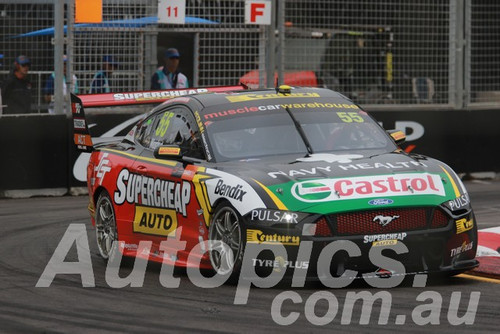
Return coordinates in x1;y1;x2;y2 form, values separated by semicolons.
291;173;445;203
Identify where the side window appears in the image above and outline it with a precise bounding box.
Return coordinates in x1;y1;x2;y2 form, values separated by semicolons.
135;116;156;148
149;107;205;159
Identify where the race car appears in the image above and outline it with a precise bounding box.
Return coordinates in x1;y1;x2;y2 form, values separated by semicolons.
71;85;478;281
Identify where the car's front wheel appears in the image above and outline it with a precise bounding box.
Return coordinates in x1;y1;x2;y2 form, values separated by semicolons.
95;191;118;260
208;203;245;277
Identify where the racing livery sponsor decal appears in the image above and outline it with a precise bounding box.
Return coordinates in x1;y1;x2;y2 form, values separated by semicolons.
249;209;299;224
336;160;428;171
252;257;309;271
363;232;407;244
368;198;394;206
194;111;212;160
205;169;265;214
455;217;474;234
372;239;398;247
203;102;360;120
133;205;177;237
448;193;470;211
74;134;93;147
226;92;320;103
73;118;86;130
247;229;300;246
113;89;209;101
450;241;474;257
267;159;428;179
214;179;247;201
114;168;191;217
291;173;445;203
94;153;111;186
71;101;82;114
158;146;181;156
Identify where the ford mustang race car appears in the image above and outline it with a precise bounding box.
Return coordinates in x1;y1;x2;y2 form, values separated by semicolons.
71;85;478;281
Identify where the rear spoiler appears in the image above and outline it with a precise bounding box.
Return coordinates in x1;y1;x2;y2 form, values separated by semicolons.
70;84;247;152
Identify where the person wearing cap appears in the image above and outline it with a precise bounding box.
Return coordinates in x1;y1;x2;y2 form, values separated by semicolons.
0;55;33;114
151;48;189;90
90;55;118;94
43;55;79;114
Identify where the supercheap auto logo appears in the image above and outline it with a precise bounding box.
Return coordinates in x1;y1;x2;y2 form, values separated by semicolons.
133;205;178;237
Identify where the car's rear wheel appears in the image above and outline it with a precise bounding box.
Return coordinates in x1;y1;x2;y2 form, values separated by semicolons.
208;204;245;277
95;191;118;260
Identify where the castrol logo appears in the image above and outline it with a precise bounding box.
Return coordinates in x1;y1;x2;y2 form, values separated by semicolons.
291;173;445;203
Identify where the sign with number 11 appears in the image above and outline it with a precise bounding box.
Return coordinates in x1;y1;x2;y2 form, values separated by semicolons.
158;0;186;24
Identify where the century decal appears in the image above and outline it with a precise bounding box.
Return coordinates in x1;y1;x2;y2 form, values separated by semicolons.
247;229;300;246
456;217;474;234
114;169;191;217
291;173;445;203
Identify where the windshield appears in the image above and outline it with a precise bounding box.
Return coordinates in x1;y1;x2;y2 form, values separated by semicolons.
203;102;396;162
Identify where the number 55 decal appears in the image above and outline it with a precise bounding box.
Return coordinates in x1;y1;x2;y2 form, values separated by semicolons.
337;112;364;123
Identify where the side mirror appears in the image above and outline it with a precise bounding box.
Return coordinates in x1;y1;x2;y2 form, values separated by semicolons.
387;129;406;145
154;145;182;160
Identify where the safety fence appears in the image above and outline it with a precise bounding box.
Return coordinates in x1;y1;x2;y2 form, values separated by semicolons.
1;107;499;197
0;0;499;113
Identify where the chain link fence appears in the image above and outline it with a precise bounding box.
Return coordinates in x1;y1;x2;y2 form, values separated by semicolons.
1;0;499;113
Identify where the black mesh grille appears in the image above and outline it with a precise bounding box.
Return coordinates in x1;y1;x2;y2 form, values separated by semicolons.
331;208;430;236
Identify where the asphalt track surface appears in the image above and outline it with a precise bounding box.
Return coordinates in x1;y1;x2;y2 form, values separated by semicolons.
0;180;499;333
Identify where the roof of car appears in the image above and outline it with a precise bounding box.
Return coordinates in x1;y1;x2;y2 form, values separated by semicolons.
191;86;353;110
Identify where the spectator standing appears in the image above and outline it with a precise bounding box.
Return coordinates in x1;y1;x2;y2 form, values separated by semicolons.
90;55;118;93
43;55;79;114
151;48;189;90
0;55;33;114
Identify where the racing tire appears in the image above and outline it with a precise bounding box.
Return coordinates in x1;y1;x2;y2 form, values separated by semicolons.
95;191;119;261
208;203;245;280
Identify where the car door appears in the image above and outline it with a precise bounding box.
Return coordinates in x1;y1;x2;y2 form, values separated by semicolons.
130;104;209;263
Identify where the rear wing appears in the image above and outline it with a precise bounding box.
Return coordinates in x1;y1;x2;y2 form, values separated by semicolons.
70;85;247;152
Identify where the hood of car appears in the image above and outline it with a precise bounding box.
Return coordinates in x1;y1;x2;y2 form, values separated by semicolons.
220;151;464;214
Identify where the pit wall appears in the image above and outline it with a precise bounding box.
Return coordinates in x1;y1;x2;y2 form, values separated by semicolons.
0;109;498;198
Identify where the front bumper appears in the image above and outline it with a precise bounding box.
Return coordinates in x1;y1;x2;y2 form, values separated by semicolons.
245;208;479;278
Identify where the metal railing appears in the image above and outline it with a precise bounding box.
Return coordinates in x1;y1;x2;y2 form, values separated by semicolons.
1;0;500;113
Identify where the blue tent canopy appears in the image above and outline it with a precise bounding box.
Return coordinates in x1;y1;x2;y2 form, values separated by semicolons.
11;16;218;38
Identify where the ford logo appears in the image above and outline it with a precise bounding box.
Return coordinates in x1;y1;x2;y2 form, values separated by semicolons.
368;199;394;206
